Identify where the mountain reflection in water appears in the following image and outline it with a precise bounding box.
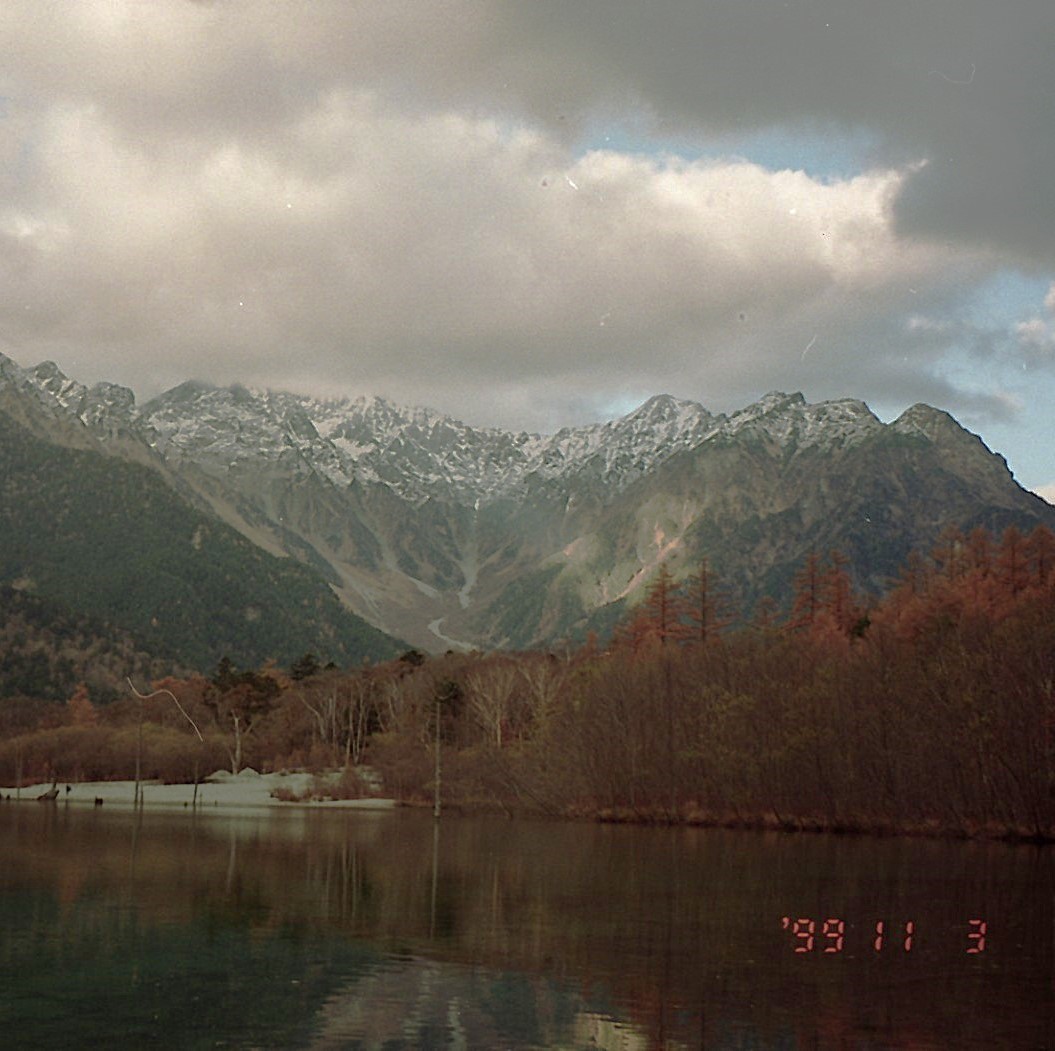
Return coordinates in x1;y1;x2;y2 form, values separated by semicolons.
0;804;1051;1049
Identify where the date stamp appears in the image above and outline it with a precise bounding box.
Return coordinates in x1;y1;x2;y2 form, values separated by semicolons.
780;917;987;954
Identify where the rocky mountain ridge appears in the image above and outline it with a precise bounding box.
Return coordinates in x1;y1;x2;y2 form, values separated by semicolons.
1;350;1050;653
23;356;902;504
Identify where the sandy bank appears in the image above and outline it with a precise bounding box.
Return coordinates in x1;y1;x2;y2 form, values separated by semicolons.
0;768;397;811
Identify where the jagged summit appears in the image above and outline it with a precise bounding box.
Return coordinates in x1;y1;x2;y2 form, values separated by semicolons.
136;380;726;503
6;357;958;504
892;402;962;438
22;360;138;436
723;391;881;449
756;390;807;412
148;379;220;405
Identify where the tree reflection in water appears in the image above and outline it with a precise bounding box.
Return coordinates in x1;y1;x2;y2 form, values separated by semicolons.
0;804;1051;1049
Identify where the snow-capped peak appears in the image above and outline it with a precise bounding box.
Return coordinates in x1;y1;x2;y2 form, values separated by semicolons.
722;391;880;450
130;383;724;502
9;354;897;504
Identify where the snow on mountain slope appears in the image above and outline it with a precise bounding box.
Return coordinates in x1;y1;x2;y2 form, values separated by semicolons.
138;384;724;504
722;391;883;450
135;383;884;503
7;352;896;505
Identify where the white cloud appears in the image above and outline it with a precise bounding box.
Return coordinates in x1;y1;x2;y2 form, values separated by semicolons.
1035;483;1055;505
1015;318;1052;350
0;0;1046;444
1012;285;1055;363
0;82;983;427
1045;281;1055;315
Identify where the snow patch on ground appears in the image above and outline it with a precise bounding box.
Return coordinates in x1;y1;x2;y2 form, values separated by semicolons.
1;772;397;811
409;576;441;599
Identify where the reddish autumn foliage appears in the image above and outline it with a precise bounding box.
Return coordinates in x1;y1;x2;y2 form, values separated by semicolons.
1;525;1052;839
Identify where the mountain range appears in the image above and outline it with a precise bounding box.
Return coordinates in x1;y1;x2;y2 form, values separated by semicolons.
1;349;1052;667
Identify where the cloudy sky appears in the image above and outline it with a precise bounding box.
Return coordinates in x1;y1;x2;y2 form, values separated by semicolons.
0;1;1052;496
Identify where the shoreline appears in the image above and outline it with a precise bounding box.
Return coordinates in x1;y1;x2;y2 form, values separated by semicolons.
4;777;1051;843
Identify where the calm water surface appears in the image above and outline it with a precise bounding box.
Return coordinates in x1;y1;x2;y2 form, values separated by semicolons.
0;803;1051;1049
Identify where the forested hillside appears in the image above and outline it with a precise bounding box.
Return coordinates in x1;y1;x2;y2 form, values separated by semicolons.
0;586;175;701
0;411;404;670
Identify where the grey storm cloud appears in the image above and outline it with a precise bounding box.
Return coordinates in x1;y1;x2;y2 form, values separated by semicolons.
0;0;1049;437
449;0;1055;263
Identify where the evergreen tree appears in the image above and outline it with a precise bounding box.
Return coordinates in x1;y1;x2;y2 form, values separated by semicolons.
290;652;321;681
683;558;734;644
788;552;823;631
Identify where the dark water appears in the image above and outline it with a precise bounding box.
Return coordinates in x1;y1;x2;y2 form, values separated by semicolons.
0;803;1051;1050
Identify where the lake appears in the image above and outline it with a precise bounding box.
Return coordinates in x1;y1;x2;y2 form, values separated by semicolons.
0;802;1051;1049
